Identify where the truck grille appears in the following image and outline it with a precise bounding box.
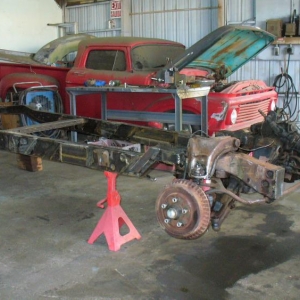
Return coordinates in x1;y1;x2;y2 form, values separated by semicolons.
236;99;270;123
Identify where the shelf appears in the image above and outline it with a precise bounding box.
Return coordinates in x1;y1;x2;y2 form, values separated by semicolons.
274;37;300;44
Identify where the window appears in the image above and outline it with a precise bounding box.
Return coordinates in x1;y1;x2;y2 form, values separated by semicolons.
131;45;185;71
86;50;126;71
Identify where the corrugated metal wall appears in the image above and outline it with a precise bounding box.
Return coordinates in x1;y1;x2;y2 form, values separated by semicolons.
229;57;300;88
65;2;121;37
130;0;219;47
64;0;219;47
225;0;255;25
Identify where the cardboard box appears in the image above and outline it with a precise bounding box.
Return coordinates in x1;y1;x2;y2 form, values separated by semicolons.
285;23;296;36
266;19;283;38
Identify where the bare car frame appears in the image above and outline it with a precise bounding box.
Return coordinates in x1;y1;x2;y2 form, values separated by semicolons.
0;104;298;240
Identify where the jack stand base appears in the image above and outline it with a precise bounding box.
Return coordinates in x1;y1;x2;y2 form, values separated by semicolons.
88;171;141;251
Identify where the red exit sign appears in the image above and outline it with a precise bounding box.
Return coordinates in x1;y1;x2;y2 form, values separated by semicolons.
111;1;121;18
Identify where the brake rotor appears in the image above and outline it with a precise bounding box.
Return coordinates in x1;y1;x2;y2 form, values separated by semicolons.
155;179;211;240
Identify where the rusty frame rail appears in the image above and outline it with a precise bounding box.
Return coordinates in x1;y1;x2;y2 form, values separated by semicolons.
0;105;188;177
0;105;292;200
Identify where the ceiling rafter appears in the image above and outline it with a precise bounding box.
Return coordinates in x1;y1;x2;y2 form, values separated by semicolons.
55;0;108;8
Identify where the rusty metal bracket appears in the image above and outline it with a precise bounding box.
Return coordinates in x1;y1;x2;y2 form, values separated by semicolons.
187;135;240;179
215;152;285;199
203;178;269;205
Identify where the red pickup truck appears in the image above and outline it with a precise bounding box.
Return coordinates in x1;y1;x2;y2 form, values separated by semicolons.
0;25;277;135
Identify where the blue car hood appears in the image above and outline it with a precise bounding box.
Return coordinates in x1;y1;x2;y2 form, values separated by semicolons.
157;25;276;82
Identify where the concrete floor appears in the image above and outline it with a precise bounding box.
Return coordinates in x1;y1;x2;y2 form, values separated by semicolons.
1;150;300;300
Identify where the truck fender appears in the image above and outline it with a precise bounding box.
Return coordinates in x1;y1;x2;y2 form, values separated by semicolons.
0;73;60;101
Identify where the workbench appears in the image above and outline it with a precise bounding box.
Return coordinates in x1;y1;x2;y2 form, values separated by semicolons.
66;85;210;141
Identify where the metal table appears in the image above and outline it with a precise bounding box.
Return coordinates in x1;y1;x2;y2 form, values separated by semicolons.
66;85;210;141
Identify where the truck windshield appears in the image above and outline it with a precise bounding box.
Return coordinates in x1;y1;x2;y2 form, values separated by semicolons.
131;44;185;71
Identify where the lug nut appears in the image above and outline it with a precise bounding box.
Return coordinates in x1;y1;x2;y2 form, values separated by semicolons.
172;197;178;203
164;219;170;224
176;222;183;227
182;209;188;214
161;204;167;209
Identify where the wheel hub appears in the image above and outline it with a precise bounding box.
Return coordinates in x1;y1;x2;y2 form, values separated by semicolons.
166;206;181;219
155;179;211;240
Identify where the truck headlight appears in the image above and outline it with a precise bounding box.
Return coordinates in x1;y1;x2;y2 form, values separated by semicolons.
270;100;276;111
230;108;238;124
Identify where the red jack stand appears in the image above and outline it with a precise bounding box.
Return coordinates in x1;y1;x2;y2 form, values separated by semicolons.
88;171;141;251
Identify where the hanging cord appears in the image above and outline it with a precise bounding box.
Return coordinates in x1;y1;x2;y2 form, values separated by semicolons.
273;53;299;122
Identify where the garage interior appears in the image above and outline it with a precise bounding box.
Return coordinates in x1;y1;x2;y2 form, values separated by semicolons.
1;0;300;299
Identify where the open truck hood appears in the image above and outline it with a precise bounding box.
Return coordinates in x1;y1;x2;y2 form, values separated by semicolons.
156;25;276;82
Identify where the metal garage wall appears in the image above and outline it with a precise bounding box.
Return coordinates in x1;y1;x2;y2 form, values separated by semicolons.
225;0;255;26
65;2;121;37
64;0;220;46
228;56;297;88
130;0;219;47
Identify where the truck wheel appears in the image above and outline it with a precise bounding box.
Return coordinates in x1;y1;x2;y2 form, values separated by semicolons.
155;179;211;240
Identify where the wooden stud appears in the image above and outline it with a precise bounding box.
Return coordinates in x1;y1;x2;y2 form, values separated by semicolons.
17;154;43;172
0;101;20;129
